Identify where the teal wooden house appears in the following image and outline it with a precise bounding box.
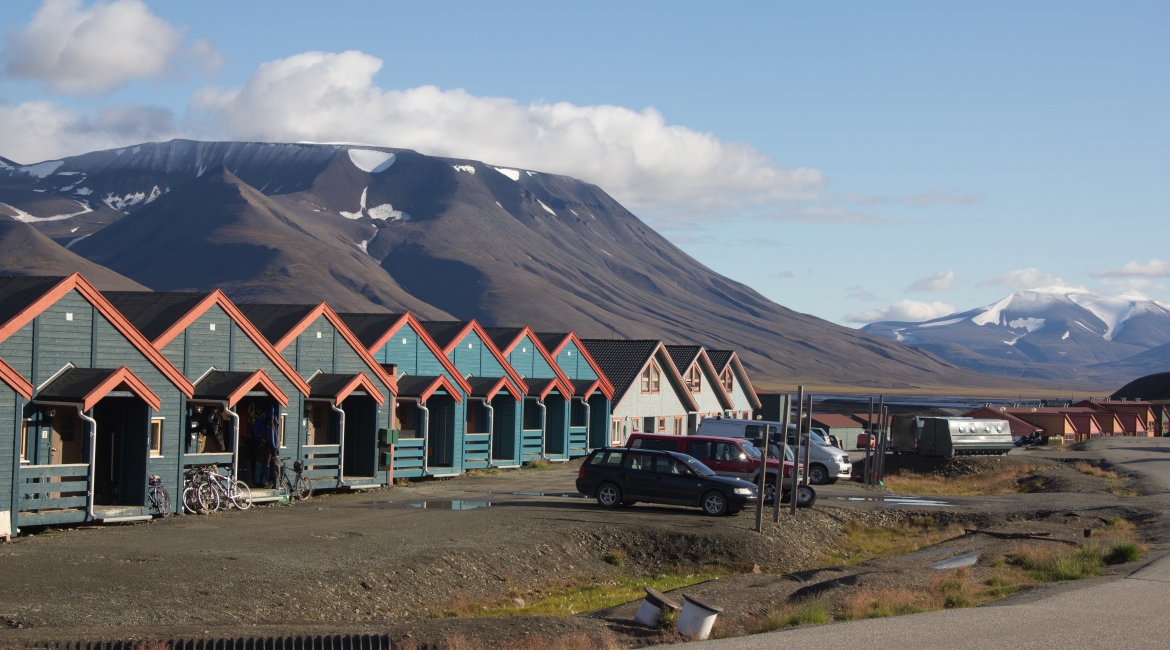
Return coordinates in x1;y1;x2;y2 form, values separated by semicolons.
418;320;527;469
236;303;398;489
0;274;196;535
337;312;471;478
103;289;311;500
536;332;614;453
483;327;576;462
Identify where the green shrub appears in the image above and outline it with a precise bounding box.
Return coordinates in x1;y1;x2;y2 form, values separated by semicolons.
1105;542;1141;565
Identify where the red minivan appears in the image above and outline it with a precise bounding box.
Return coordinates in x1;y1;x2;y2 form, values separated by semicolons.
626;433;813;506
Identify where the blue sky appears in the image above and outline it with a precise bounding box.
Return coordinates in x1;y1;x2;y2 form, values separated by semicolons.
2;1;1167;326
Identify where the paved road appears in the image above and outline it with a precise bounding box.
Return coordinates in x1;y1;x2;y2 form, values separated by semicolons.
679;437;1170;649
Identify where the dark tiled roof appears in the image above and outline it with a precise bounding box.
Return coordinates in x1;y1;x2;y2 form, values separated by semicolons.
570;378;601;396
308;373;361;398
706;350;733;373
578;339;659;401
527;377;562;397
0;275;68;326
236;304;318;344
535;332;568;352
467;376;516;398
664;345;702;373
193;371;260;401
104;291;211;341
482;327;525;351
397;375;444;398
36;367;119;402
336;313;406;349
418;320;471;350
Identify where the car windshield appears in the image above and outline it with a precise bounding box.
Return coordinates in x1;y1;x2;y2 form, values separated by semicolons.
680;455;716;476
741;443;762;459
809;431;833;447
767;443;796;462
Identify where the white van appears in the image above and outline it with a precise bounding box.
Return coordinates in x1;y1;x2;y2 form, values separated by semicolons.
696;418;852;484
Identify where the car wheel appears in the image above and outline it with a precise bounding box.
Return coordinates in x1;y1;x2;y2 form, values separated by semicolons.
795;485;817;508
762;480;777;504
701;490;729;516
808;464;828;485
596;483;622;509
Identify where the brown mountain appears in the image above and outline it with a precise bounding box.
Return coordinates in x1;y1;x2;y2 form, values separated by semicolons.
0;220;145;291
68;166;449;316
0;140;1095;390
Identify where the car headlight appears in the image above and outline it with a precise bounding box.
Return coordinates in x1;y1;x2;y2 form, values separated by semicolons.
733;487;755;496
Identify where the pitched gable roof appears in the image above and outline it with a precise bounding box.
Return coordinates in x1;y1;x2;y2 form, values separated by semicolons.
705;349;761;409
466;376;523;401
308;372;385;405
104;291;213;341
484;325;575;398
706;350;733;373
0;274;194;397
334;311;471;395
579;339;698;411
536;331;615;398
482;327;527;353
100;288;311;397
535;332;568;353
664;345;703;374
193;369;289;407
0;358;32;400
37;366;161;411
396;375;463;403
236;302;397;393
664;345;733;410
421;319;529;394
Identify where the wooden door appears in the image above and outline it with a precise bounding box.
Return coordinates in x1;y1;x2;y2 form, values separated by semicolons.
51;409;84;464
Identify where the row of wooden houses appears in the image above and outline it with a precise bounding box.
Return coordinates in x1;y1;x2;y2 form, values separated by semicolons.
0;273;759;537
964;399;1170;444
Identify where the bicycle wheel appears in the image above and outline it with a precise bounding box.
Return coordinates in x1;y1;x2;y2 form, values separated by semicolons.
198;482;220;513
152;487;171;517
182;487;198;514
294;474;313;501
231;480;253;510
276;473;292;497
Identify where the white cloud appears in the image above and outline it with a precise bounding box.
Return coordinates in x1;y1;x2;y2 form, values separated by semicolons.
188;50;823;218
1092;259;1170;278
3;0;222;94
0;100;178;163
845;300;957;324
907;270;955;293
976;268;1064;290
845;286;878;301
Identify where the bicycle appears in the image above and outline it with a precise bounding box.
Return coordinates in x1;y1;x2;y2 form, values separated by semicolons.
183;466;220;514
274;456;313;501
206;466;252;510
147;475;171;517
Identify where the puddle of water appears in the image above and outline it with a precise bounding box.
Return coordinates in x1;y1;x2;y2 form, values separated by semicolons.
926;551;982;570
835;495;953;508
457;490;590;499
410;500;496;510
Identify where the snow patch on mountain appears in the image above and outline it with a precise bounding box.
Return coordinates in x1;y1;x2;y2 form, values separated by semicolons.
918;317;964;328
103;191;148;211
20;161;64;178
367;204;409;221
972;294;1013;326
453;165;476;174
493;167;521;181
1008;317;1045;332
348;149;396;173
1;200;92;222
340;187;368;219
538;200;556;215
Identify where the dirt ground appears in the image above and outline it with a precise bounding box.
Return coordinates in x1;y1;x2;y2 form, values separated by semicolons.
0;448;1162;649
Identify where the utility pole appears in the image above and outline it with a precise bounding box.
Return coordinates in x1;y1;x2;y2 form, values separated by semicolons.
803;392;814;485
865;397;874;487
773;394;791;523
754;395;776;533
791;385;804;516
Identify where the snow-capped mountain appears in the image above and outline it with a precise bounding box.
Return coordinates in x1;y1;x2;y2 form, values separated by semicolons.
863;287;1170;380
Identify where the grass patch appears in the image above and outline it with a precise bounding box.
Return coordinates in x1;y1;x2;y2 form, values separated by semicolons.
525;459;554;470
429;567;733;618
883;466;1046;496
821;516;964;566
1076;463;1116;479
735;597;831;635
465;467;501;477
411;631;623;650
603;550;626;567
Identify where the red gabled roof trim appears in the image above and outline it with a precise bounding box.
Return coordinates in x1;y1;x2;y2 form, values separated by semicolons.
267;303;397;395
438;320;528;395
474;376;524;402
0;358;32;400
497;327;579;399
0;274;193;398
533;375;575;401
326;372;385;406
361;313;471;395
404;375;463;404
143;289;311;396
80;366;162;412
225;369;290;408
724;352;762;409
543;331;614;399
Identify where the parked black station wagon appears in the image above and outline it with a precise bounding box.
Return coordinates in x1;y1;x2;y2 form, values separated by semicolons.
577;447;759;516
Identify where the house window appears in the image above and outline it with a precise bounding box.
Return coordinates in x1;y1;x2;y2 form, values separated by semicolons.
644;417;656;433
306;402;333;445
721;368;733;392
631;418;641;433
673;416;683;435
742;410;750;420
149;419;163;456
685;365;702;393
657;416;666;432
641;361;661;394
610;419;623;445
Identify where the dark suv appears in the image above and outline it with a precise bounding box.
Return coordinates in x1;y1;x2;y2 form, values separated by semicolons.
576;447;758;516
